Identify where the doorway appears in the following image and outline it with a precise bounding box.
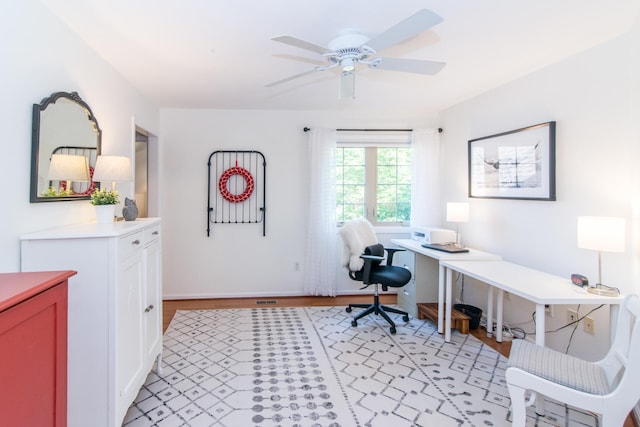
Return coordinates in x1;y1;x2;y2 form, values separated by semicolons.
135;130;149;218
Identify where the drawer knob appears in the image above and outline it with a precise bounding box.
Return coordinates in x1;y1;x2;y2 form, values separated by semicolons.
132;240;140;245
144;304;154;313
152;231;159;235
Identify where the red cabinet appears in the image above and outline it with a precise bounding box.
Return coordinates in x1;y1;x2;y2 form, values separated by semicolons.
0;271;74;427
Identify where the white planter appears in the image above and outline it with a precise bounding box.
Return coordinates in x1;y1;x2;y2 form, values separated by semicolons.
94;204;115;223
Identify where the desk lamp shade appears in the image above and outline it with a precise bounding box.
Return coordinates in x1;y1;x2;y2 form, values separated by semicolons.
447;202;469;247
92;156;132;191
447;202;469;223
577;216;625;295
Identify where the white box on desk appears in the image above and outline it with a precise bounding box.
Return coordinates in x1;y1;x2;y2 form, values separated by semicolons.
411;226;456;244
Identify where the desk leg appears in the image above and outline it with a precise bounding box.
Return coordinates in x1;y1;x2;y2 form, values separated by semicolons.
445;267;452;343
438;264;445;334
496;289;504;342
486;287;494;338
534;303;546;415
609;304;619;346
535;304;545;346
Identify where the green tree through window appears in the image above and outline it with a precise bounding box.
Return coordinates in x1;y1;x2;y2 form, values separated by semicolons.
336;145;411;225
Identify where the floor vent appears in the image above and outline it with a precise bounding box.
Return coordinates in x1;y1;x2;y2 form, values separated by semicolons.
256;300;278;305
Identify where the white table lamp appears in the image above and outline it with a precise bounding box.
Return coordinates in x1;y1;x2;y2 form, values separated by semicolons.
92;155;132;191
447;202;469;247
577;216;625;296
48;154;90;193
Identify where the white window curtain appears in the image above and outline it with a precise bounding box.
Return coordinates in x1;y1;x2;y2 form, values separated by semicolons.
303;128;338;296
411;129;441;227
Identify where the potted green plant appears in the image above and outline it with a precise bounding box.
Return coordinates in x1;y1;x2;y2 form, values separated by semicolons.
90;188;120;223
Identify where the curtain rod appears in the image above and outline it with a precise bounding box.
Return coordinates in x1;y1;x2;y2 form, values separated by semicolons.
303;127;443;133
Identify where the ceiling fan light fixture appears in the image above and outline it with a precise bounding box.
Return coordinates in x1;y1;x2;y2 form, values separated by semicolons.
341;58;356;72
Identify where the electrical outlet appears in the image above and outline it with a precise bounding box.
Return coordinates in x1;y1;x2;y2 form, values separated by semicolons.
567;309;578;323
294;262;300;271
584;316;595;334
545;304;554;317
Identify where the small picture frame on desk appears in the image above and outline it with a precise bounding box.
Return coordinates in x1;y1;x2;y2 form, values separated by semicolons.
468;121;556;201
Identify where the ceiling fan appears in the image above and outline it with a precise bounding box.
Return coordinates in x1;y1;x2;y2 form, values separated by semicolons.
266;9;446;99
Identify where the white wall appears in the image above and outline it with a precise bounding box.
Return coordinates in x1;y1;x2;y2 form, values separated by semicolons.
439;20;640;358
5;0;639;365
0;0;159;272
159;109;434;298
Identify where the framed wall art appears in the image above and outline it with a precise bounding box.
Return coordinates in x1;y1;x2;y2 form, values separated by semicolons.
468;121;556;200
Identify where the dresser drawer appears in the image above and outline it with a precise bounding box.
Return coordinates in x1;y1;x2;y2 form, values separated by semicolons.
144;224;161;245
119;231;144;259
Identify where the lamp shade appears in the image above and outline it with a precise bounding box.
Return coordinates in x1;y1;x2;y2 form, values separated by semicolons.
48;154;90;181
447;202;469;223
92;155;132;182
577;216;625;253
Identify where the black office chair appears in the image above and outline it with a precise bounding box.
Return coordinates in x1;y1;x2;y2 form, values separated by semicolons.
340;219;412;334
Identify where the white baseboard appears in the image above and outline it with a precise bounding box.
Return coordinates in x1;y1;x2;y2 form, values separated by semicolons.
633;405;639;425
162;289;398;300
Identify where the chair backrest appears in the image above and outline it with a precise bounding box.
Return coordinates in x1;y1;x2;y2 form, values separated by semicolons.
339;219;378;272
600;294;640;403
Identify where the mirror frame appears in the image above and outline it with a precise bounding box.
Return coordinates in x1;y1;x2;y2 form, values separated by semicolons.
30;91;102;202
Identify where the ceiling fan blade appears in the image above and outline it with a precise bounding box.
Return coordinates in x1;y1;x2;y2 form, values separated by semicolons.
265;68;319;87
374;57;446;75
339;71;355;99
271;35;332;55
365;9;443;53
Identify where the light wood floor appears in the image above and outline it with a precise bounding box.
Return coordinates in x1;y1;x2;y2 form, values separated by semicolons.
162;295;635;427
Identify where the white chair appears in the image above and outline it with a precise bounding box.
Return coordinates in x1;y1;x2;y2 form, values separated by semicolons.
506;294;640;427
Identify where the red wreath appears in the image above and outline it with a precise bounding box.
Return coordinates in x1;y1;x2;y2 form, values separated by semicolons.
218;162;254;203
60;166;96;196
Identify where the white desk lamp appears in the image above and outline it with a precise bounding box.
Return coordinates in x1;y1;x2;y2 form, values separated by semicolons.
48;154;90;193
92;155;132;191
447;202;469;247
577;216;625;296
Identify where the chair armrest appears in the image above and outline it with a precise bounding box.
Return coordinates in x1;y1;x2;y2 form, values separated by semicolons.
360;254;384;284
384;247;405;266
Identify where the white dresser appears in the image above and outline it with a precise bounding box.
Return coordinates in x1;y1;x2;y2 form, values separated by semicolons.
20;218;163;427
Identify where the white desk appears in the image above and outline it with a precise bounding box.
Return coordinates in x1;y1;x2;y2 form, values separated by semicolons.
439;259;623;346
391;239;500;342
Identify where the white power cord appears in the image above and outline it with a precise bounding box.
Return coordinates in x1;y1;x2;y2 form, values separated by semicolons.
478;316;513;341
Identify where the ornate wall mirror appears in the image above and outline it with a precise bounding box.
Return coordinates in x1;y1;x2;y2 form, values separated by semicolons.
30;91;102;202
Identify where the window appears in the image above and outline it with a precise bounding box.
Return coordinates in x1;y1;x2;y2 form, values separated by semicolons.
336;131;412;225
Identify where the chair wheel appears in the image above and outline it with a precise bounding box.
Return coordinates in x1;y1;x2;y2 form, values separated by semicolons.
402;315;410;322
390;326;396;334
351;320;358;327
346;307;352;313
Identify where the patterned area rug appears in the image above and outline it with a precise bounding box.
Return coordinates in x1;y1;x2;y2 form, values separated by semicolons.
123;306;599;426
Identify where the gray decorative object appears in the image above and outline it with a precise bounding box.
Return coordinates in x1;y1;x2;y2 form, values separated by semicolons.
122;197;138;221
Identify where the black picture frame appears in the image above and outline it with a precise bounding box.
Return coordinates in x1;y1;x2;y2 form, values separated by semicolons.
468;121;556;201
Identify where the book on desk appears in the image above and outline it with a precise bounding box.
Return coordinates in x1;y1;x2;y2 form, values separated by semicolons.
421;243;469;253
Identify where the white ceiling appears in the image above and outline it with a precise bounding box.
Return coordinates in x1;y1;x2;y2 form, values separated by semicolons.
41;0;640;111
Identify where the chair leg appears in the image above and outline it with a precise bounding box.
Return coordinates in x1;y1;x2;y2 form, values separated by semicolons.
346;287;410;334
347;303;371;311
601;412;626;427
380;304;410;320
352;304;376;321
507;383;527;427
